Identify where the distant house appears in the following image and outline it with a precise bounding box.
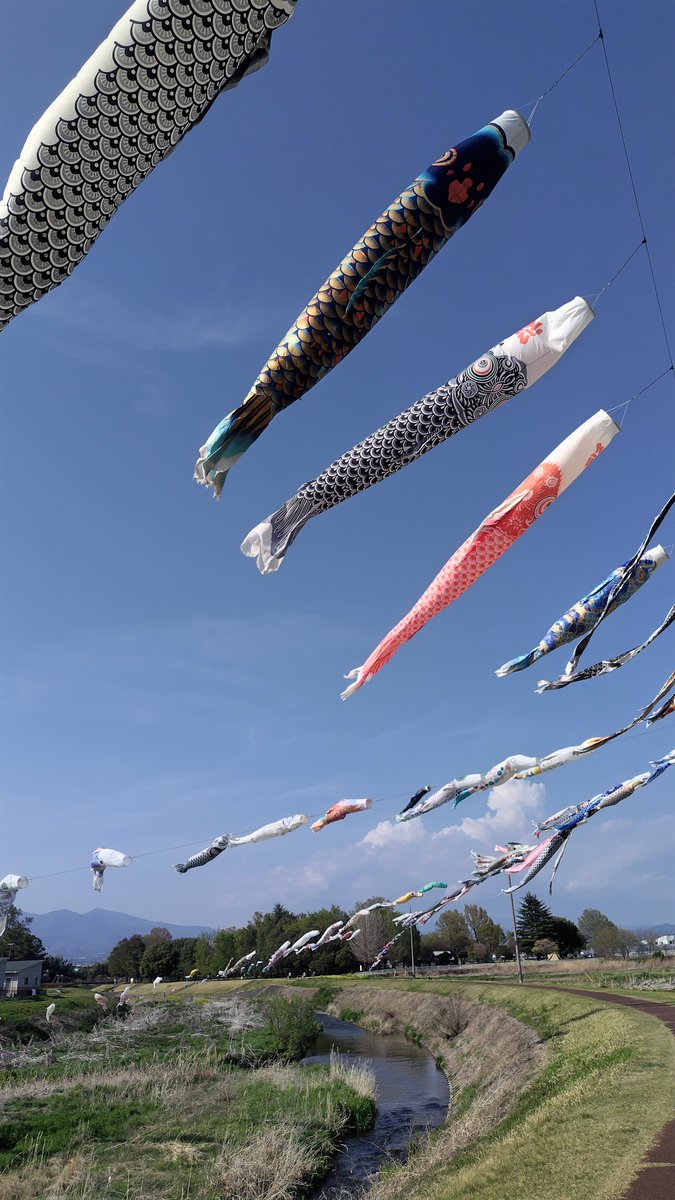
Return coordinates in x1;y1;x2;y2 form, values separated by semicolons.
3;960;43;997
655;935;675;947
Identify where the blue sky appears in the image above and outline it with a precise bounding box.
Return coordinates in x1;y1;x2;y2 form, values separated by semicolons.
1;0;673;937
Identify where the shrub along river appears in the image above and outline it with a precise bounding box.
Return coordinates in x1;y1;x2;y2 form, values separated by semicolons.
305;1012;450;1198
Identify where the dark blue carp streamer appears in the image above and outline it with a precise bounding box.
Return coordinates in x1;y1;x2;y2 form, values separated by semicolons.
497;545;669;676
0;0;297;332
195;109;530;495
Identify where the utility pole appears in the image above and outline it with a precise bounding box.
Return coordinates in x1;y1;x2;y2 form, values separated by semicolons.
508;878;524;985
409;907;416;978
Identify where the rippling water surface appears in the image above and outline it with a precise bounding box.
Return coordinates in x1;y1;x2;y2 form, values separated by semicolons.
306;1012;449;1198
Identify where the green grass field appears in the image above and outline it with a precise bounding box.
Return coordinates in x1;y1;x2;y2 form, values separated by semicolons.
0;992;376;1199
2;975;673;1198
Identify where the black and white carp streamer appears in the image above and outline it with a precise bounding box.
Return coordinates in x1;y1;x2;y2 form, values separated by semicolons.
242;298;593;573
0;0;297;332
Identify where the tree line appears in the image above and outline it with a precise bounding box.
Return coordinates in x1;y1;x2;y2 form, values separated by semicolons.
0;898;663;985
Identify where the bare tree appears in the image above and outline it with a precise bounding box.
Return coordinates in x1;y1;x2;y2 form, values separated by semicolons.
347;911;390;967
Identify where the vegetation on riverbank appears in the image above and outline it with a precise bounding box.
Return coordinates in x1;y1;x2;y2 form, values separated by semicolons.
0;994;376;1199
319;978;675;1200
0;990;101;1047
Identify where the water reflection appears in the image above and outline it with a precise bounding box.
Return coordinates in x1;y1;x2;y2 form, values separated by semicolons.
306;1013;449;1198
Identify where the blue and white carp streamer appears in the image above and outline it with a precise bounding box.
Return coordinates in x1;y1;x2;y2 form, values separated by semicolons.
497;544;669;676
175;814;307;873
90;848;132;892
505;752;675;894
537;492;675;691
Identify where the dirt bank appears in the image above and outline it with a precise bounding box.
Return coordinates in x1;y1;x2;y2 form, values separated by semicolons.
321;983;545;1197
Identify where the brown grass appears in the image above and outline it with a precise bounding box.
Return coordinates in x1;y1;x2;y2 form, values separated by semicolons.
210;1124;319;1200
322;982;545;1198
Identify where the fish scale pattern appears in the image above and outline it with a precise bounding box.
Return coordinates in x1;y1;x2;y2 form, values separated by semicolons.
0;0;296;331
290;350;526;511
197;112;529;490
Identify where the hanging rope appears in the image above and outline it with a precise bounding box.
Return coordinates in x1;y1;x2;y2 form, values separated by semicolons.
606;366;674;426
586;238;645;307
26;791;414;882
527;32;602;123
593;0;675;385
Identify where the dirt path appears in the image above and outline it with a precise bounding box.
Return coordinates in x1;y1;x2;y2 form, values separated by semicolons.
541;986;675;1200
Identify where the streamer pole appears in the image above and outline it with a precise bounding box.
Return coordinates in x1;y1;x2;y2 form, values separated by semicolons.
509;880;525;984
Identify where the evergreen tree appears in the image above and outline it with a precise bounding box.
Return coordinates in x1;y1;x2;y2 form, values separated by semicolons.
516;893;555;954
212;929;238;972
171;938;200;976
193;934;215;976
0;906;45;960
549;916;585;957
43;955;77;980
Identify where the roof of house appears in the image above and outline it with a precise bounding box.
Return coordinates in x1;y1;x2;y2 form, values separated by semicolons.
4;960;44;973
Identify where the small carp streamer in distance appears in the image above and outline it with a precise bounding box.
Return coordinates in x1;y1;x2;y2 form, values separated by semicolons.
243;297;593;573
0;874;28;937
0;1;297;332
343;408;619;698
311;798;374;832
505;751;675;893
90;848;132;892
196;109;530;494
174;815;307;873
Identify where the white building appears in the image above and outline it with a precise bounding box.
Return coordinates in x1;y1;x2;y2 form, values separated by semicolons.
655;935;675;947
3;960;43;996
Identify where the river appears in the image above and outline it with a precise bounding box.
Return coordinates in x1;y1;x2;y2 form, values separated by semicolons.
305;1012;450;1198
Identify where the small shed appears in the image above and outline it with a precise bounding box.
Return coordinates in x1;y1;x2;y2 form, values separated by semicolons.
3;960;43;997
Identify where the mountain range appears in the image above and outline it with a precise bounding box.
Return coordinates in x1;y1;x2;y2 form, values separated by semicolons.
29;909;215;963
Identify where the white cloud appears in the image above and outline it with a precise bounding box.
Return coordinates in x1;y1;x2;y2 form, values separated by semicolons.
360;819;428;852
432;779;546;845
358;781;545;869
33;285;268;355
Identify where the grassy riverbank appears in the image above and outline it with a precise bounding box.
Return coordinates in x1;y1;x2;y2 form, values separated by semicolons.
0;995;376;1199
0;990;101;1046
319;977;675;1200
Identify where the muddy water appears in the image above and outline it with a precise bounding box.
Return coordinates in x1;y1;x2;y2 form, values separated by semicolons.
306;1012;449;1198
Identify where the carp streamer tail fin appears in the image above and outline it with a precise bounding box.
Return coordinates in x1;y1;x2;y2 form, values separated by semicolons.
241;495;315;574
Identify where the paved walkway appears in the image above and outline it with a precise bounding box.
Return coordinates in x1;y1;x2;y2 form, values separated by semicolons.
543;986;675;1200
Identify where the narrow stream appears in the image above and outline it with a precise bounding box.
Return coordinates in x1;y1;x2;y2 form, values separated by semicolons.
305;1013;450;1198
